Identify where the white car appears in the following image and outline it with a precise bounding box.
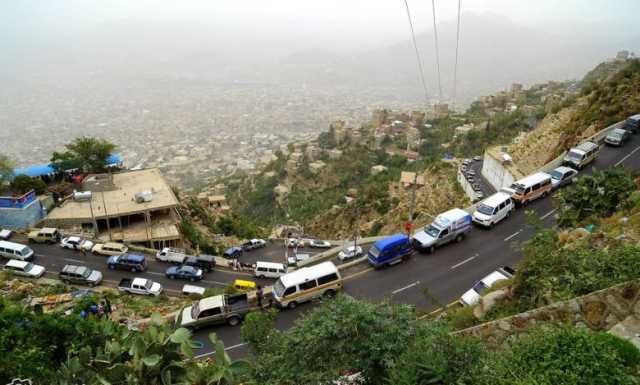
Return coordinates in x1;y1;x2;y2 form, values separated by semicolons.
3;259;46;278
460;266;515;306
0;229;12;240
337;245;363;261
286;238;304;248
310;239;332;248
547;166;578;189
60;236;94;251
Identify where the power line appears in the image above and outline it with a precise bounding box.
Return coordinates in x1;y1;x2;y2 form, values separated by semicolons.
402;0;429;106
452;0;462;110
431;0;443;102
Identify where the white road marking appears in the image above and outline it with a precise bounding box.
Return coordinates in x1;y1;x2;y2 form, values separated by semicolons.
63;258;85;263
194;343;248;359
450;255;476;270
147;272;165;277
615;145;640;166
540;209;557;220
504;230;522;242
392;280;420;295
201;279;228;287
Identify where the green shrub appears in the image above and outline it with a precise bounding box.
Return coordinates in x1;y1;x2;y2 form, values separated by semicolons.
445;305;479;330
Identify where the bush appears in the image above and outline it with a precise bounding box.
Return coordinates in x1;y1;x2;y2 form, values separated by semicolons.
445;305;479;330
473;326;640;385
10;175;47;195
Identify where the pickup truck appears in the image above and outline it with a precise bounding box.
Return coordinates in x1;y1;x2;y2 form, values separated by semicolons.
175;292;263;328
118;277;163;296
155;247;188;264
412;208;472;253
241;238;267;251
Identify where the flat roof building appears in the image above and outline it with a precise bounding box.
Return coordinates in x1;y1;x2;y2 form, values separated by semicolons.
42;168;181;249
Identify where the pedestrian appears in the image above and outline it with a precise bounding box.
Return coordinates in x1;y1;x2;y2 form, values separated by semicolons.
81;245;87;256
256;285;264;308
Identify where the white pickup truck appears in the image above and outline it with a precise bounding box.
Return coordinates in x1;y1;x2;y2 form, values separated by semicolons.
412;208;472;253
118;277;163;296
156;247;188;264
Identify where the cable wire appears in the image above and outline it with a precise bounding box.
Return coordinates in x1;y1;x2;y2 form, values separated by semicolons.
452;0;462;110
402;0;429;106
431;0;443;102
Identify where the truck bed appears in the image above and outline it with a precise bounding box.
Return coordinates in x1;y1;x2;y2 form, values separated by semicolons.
226;293;255;312
118;278;133;288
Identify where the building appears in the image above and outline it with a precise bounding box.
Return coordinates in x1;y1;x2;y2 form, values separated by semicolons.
42;168;182;249
400;171;425;188
433;103;449;118
0;191;46;229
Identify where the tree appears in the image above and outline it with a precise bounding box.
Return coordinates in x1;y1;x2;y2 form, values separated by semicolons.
0;153;13;185
556;167;636;227
10;174;47;194
50;136;116;174
241;295;416;385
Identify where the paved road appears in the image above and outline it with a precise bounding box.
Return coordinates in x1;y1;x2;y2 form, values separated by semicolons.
191;132;640;359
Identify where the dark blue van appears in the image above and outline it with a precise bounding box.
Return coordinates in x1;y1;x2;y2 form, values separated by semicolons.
107;253;147;272
623;114;640;134
368;234;413;268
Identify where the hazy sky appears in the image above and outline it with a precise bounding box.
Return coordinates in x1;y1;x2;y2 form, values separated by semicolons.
4;0;639;47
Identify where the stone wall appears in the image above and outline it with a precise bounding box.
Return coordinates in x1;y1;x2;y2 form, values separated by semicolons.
0;199;45;229
455;280;640;348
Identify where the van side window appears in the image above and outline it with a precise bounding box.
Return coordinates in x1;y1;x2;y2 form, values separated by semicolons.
257;267;266;272
268;268;277;273
283;286;296;296
300;280;318;291
441;228;449;237
200;307;222;318
318;273;339;285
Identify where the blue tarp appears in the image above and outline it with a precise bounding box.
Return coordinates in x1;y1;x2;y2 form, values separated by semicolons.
12;154;122;178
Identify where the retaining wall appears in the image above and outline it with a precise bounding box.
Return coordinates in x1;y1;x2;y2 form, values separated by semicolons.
455;280;640;348
0;199;45;229
456;169;478;202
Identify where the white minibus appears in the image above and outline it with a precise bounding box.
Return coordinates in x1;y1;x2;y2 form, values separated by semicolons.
0;241;35;261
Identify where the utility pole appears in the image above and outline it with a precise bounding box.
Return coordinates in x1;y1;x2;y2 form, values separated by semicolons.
101;191;112;241
407;172;418;236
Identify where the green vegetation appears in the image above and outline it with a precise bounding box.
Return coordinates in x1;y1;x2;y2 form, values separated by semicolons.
0;153;13;185
10;174;47;195
50;136;117;174
556;167;637;227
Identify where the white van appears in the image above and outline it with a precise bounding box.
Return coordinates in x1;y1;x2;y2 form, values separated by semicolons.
472;192;514;228
0;241;35;261
272;261;342;309
563;141;600;170
502;172;552;206
254;261;287;279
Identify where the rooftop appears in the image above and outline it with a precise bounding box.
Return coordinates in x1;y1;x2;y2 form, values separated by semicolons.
47;168;179;221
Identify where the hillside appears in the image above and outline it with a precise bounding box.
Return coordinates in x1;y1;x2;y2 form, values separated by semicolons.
508;58;640;172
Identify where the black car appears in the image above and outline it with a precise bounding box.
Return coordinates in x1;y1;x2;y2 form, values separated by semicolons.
184;255;216;272
166;265;204;281
107;253;147;272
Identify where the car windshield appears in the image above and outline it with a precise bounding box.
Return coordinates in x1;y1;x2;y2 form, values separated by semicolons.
273;279;286;297
191;300;200;319
511;183;526;195
472;281;489;295
24;263;34;272
20;248;32;256
476;204;494;215
82;268;92;278
144;280;152;289
369;246;381;258
549;170;563;180
424;225;440;238
609;132;622;139
566;150;583;161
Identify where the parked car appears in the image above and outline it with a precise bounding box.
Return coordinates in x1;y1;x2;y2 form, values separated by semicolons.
59;264;103;286
286;238;305;248
605;128;631;146
337;245;363;261
472;192;514;228
367;234;412;268
254;261;287;279
166;265;204;281
60;236;94;251
92;242;128;256
287;253;311;267
412;208;472;253
622;114;640;134
547;166;578;189
3;259;45;278
241;239;267;251
473;155;482;161
155;247;188;263
28;227;61;244
223;247;243;259
184;255;216;272
118;277;163;296
107;253;147;272
309;239;332;248
0;229;13;240
460;266;515;306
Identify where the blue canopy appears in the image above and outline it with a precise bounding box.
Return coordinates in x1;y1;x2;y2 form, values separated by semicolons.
12;154;122;178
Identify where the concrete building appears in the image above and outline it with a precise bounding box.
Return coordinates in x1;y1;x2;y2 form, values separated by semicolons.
0;191;46;229
42;168;182;249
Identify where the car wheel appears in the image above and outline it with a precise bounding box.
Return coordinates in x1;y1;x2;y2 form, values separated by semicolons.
287;301;298;310
258;275;265;279
456;234;464;242
227;316;241;326
429;245;435;254
108;265;115;270
131;267;137;272
169;275;175;279
323;289;336;298
190;277;196;282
